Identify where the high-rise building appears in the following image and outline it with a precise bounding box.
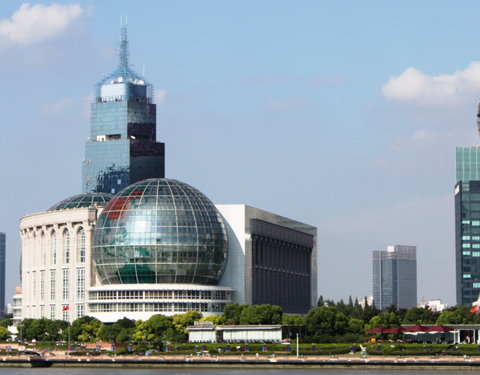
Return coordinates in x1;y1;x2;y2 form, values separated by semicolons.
82;25;165;195
455;146;480;305
372;245;417;310
0;232;5;318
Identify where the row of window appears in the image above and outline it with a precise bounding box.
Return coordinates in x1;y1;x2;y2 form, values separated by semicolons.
27;304;85;321
462;236;480;240
29;269;85;303
462;251;480;256
26;228;86;267
89;289;230;301
462;220;480;226
89;302;224;313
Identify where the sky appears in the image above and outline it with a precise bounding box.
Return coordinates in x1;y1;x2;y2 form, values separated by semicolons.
1;1;480;307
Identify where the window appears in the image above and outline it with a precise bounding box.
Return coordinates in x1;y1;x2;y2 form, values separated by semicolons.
50;232;57;265
463;251;471;256
77;228;86;263
474;283;480;288
76;304;85;319
463;274;472;279
50;270;56;300
76;269;85;300
40;232;46;266
50;305;56;320
40;271;45;302
463;243;471;248
62;269;69;300
32;271;36;301
62;229;70;264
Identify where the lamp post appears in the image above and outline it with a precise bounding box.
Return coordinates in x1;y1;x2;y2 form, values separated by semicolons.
296;333;299;358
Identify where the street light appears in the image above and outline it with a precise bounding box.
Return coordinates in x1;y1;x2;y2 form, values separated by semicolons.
296;333;299;358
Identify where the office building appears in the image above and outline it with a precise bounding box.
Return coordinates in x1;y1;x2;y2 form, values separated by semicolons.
217;205;317;314
372;245;417;310
82;25;165;195
455;146;480;305
0;232;5;318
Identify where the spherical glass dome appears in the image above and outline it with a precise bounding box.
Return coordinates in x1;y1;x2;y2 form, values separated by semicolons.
92;178;228;285
49;193;113;211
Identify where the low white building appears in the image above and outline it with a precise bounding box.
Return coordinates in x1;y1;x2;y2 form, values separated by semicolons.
187;323;283;343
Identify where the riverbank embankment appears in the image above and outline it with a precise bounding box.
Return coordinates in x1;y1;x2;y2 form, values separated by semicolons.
4;353;480;370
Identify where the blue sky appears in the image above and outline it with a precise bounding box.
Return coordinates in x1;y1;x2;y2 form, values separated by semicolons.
1;1;480;306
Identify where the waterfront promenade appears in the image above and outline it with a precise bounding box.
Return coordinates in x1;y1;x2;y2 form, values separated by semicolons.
3;352;480;370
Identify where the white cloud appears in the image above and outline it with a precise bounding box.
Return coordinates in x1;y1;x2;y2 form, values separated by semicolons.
155;90;167;107
0;3;84;47
40;98;73;115
382;62;480;105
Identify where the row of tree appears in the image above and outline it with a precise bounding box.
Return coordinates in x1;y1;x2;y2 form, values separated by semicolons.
3;298;480;344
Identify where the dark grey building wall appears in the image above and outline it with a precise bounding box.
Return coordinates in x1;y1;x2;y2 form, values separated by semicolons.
250;219;313;314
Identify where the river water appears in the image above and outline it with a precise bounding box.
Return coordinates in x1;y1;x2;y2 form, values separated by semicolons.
0;369;476;375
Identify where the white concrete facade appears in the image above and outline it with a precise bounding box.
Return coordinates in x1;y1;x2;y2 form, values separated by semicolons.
20;207;99;322
88;284;233;323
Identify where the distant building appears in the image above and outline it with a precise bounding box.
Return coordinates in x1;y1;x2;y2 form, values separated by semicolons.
455;146;480;305
372;245;417;310
82;25;165;195
358;295;374;309
0;232;5;318
418;298;448;312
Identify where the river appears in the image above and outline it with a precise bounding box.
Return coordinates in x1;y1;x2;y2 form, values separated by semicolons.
0;369;476;375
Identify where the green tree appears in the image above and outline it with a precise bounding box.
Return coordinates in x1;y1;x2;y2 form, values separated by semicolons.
346;318;364;335
19;318;67;342
239;304;283;325
436;305;475;324
305;306;347;341
317;295;324;306
403;307;438;324
70;316;103;342
133;314;176;344
0;326;10;341
282;314;306;326
222;303;245;324
99;317;135;343
366;312;400;330
173;311;202;333
0;314;12;328
199;315;222;325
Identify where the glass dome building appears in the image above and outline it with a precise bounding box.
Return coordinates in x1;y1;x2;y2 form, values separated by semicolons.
92;178;228;285
48;193;113;211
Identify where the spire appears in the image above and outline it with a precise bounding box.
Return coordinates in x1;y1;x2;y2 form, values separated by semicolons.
118;19;129;72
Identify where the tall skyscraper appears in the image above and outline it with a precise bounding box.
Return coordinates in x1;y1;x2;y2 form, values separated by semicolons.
372;245;417;310
0;233;5;318
82;25;165;194
455;146;480;305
